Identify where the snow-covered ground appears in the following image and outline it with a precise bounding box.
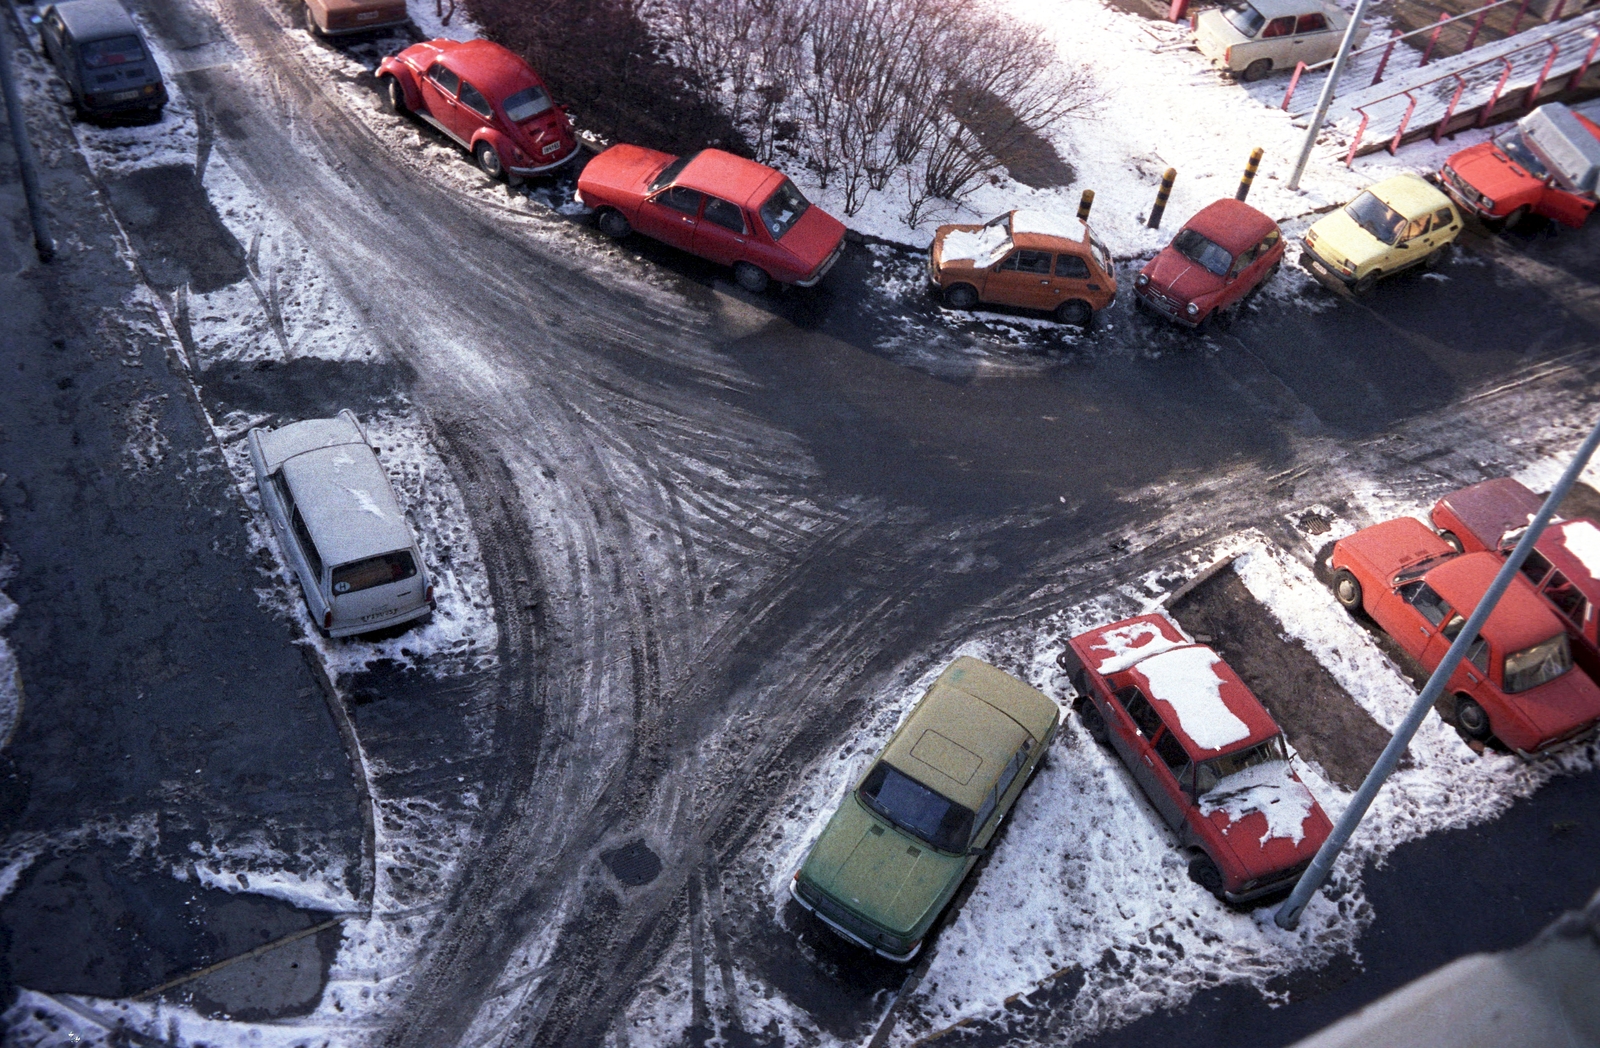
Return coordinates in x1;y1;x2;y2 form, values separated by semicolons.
0;506;18;750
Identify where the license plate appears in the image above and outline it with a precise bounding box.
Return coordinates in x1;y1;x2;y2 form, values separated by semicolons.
112;89;140;101
356;10;379;18
541;141;561;155
1309;260;1328;276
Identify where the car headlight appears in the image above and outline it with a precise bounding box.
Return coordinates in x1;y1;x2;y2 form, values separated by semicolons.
1136;273;1149;287
1481;196;1495;209
1186;302;1199;316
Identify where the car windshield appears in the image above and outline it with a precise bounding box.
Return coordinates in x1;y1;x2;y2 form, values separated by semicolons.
648;151;699;193
1344;191;1407;246
1172;228;1233;277
1503;634;1571;693
81;35;145;67
331;550;418;595
1496;130;1552;181
502;84;552;122
760;179;811;240
1089;233;1112;274
1224;2;1267;35
857;762;974;853
1194;735;1288;795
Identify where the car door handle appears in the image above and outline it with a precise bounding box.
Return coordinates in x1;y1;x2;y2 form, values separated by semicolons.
1419;626;1429;635
1039;279;1050;285
1142;754;1154;766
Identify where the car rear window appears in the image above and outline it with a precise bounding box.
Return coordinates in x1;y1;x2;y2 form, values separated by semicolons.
649;151;700;193
1172;228;1233;277
502;85;552;122
1223;3;1266;36
1194;735;1288;795
332;550;418;595
1503;634;1571;693
81;35;145;67
760;180;811;240
858;762;974;853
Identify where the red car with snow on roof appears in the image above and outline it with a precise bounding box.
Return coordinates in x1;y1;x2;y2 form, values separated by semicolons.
1060;613;1331;904
1134;198;1284;330
1330;516;1600;756
1437;101;1600;231
575;145;846;293
1430;477;1600;683
378;39;578;182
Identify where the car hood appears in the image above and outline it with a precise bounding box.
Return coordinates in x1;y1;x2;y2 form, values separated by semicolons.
1141;246;1223;303
1200;763;1331;881
577;143;675;199
1449;142;1536;198
777;203;847;272
1511;669;1600;741
1307;208;1390;270
799;797;964;936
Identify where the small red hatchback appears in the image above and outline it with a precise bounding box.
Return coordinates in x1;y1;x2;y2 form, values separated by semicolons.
1330;516;1600;755
575;146;847;292
1134;198;1284;329
378;39;578;181
1061;613;1332;904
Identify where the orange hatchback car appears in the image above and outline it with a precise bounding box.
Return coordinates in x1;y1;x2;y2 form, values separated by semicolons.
928;210;1116;326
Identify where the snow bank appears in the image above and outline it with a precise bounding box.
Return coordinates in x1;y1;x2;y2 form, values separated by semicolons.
1199;760;1316;846
1139;646;1252;751
1557;520;1600;576
406;0;480;42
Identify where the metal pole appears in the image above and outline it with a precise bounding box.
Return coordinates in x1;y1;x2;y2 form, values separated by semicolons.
0;3;53;262
1287;0;1375;191
1276;412;1600;931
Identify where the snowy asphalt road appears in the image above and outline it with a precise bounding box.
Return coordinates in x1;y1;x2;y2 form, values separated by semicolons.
5;0;1600;1042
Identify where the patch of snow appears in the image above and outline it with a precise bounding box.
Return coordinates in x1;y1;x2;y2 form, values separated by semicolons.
345;486;391;521
1556;519;1600;578
405;0;481;41
0;563;17;750
1138;646;1253;751
939;223;1011;265
1199;760;1316;846
192;862;360;913
1010;209;1089;240
1087;618;1188;674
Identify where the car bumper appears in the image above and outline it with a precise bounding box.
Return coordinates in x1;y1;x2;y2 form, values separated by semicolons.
83;85;167;112
794;239;846;288
329;599;434;638
1435;179;1500;223
1299;243;1357;291
1134;284;1202;327
508;142;581;175
1515;720;1599;761
789;878;921;962
1223;860;1311;905
319;13;411;33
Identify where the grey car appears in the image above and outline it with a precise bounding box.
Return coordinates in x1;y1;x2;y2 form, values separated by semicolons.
247;410;434;638
39;0;166;119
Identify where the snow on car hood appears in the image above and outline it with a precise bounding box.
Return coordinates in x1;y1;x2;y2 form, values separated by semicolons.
940;225;1011;266
1136;646;1251;751
1557;519;1600;578
1199;760;1316;846
1087;619;1187;674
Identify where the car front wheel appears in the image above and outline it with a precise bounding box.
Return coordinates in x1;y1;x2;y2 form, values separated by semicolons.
303;3;323;35
733;262;770;293
475;142;506;181
1188;855;1225;898
1241;58;1272;82
1332;569;1363;612
596;208;632;239
1055;299;1093;327
383;76;408;115
943;283;979;309
1438;529;1463;553
1352;271;1379;294
1455;695;1492;740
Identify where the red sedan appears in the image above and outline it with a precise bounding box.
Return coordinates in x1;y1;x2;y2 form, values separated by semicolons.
575;146;847;292
1134;198;1284;330
1330;516;1600;755
1062;614;1331;905
378;39;578;182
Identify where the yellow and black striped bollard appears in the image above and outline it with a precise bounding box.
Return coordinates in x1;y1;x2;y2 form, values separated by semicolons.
1236;147;1263;202
1077;189;1095;221
1147;168;1176;229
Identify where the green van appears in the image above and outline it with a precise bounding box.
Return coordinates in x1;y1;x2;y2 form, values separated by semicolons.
791;657;1058;961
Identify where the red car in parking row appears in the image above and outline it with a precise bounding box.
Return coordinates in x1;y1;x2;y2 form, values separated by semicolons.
1134;198;1284;330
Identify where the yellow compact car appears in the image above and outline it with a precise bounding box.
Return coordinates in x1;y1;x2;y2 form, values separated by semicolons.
1300;174;1462;294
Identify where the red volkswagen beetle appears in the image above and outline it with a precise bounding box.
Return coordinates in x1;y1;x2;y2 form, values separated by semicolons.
378;39;578;182
575;146;847;292
1134;198;1284;329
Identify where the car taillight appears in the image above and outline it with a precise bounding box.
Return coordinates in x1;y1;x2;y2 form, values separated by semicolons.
1225;46;1232;64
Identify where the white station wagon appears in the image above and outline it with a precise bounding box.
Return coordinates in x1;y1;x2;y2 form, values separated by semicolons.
248;410;434;637
1194;0;1367;81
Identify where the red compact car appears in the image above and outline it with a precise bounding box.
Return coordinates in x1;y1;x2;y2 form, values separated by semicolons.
1431;478;1600;681
575;146;847;292
378;39;578;182
1061;614;1331;904
1437;101;1600;230
1330;516;1600;755
1133;198;1284;329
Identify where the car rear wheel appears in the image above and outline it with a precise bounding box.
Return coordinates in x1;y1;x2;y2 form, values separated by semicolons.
303;3;323;36
1332;569;1363;612
1073;696;1109;746
1438;529;1463;553
944;283;979;310
1423;245;1449;269
1055;299;1094;327
596;208;632;239
1188;855;1225;898
475;142;507;181
1241;58;1272;82
1455;695;1492;740
733;262;770;293
383;76;408;115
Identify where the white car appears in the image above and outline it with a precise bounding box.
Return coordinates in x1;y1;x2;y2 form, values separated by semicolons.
248;410;434;637
1194;0;1368;82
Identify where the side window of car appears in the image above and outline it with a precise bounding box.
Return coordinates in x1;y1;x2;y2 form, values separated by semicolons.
1295;12;1328;32
427;62;459;95
1519;549;1553;587
1543;570;1588;622
702;196;746;233
1466;637;1490;675
996;740;1031;799
997;252;1021;271
1404;216;1430;241
1055;253;1090;279
457;80;492;118
1016;250;1052;274
1260;229;1281;252
1228;245;1256;278
1434;207;1455;227
1440;611;1466;641
1115;686;1163;738
1403;581;1450;626
656;185;704;215
1153;730;1191;782
290;505;325;582
1262;16;1296;36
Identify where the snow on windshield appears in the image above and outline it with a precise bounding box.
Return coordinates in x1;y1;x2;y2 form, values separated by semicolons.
1557;519;1600;578
1010;209;1084;240
941;224;1012;265
1198;760;1316;846
1137;646;1252;751
1087;619;1187;674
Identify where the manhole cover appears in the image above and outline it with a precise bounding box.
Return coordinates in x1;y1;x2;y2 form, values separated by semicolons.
601;840;661;887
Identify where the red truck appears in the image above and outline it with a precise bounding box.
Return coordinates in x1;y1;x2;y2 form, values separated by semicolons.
1330;516;1600;756
1437;101;1600;230
1061;614;1331;904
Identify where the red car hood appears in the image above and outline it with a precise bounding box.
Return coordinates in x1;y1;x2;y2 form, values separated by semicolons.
1512;669;1600;741
777;203;846;273
1141;246;1222;304
577;143;675;201
1201;767;1331;883
1449;142;1536;200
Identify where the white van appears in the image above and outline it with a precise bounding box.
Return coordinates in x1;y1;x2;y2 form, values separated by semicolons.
247;410;434;637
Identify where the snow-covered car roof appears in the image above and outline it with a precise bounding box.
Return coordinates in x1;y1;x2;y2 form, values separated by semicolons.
1519;103;1600;194
1241;0;1334;19
50;0;141;41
